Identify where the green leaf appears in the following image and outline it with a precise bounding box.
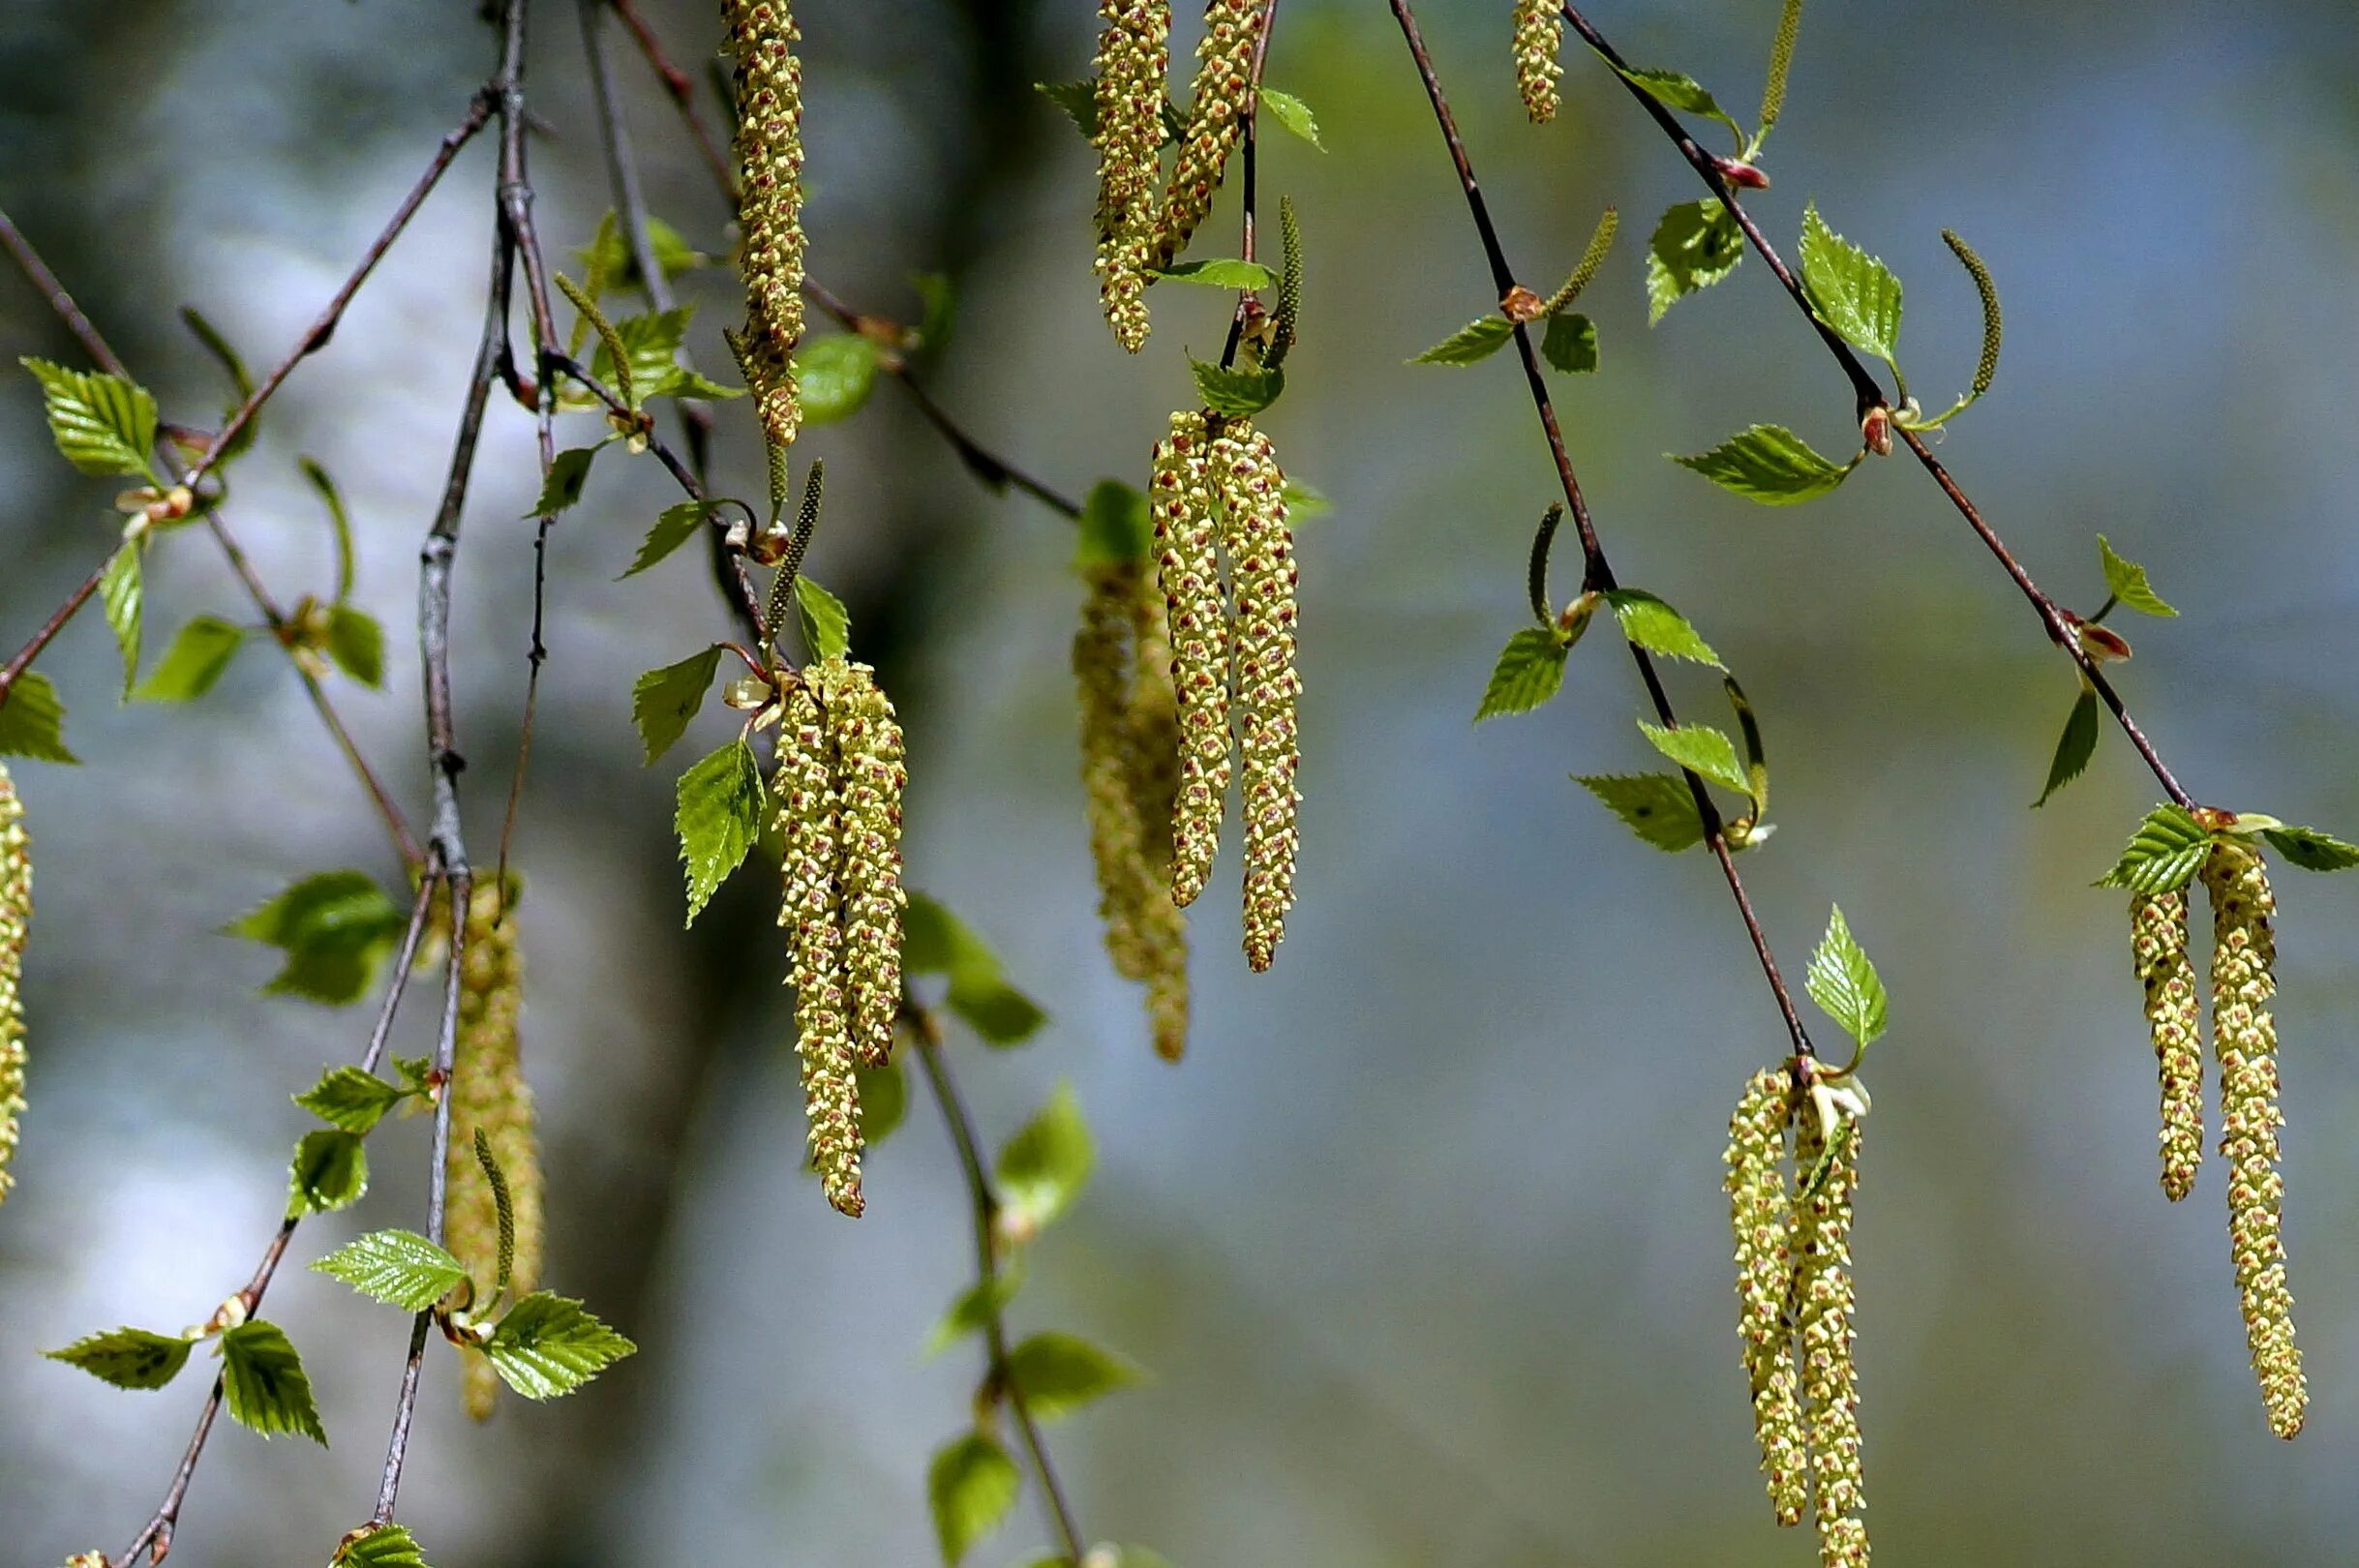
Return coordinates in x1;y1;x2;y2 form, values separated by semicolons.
300;457;359;602
575;210;709;287
593;305;693;402
1005;1331;1141;1421
100;544;141;696
1036;77;1098;138
1281;478;1329;519
181;305;259;462
1075;480;1153;568
1602;589;1722;668
1637;720;1751;798
1189;356;1284;416
226;870;408;1006
858;1056;908;1145
311;1229;469;1312
1540;312;1598;375
1645;200;1744;323
529;445;603;517
1799;203;1904;363
922;1271;1024;1357
794;576;852;661
1573;772;1706;853
793;334;882;425
0;672;77;763
1258;86;1324;149
912;272;957;357
1805;905;1888;1048
1474;626;1571;721
1672;424;1856;504
905;893;1047;1045
2097;535;2177;618
2033;687;2100;808
928;1432;1021;1565
294;1065;408;1133
22;357;158;476
676;739;765;924
631;645;725;766
133;616;245;703
219;1319;327;1443
1409;315;1514;366
480;1292;637;1400
286;1128;369;1218
2261;824;2359;872
45;1326;195;1390
1154;258;1277;289
332;1523;432;1568
622;500;723;579
2096;803;2212;893
996;1082;1094;1232
1614;65;1746;142
325;605;384;688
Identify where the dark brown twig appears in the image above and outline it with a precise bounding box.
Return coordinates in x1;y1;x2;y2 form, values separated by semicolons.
1216;0;1284;373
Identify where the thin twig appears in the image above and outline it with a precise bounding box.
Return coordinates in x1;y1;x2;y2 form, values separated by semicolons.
1216;0;1284;373
607;0;740;201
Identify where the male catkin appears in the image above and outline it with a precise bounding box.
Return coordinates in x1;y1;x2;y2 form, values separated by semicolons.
1150;411;1229;907
1149;0;1258;271
1796;1112;1868;1568
777;681;863;1217
1512;0;1564;123
1724;1069;1806;1527
1213;421;1300;972
2131;890;2203;1201
2200;841;2305;1438
725;0;807;449
1093;0;1172;350
0;762;28;1205
808;657;907;1069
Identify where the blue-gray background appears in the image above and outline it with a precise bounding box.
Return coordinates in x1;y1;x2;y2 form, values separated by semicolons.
4;2;2358;1563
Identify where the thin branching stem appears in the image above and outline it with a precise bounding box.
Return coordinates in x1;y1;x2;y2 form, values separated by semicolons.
1216;0;1284;372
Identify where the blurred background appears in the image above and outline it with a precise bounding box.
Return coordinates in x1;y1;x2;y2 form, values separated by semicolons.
5;1;2359;1563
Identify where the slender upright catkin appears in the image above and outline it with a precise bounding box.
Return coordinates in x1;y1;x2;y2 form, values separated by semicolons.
445;875;539;1422
1093;0;1172;351
0;762;28;1205
725;0;806;449
2131;890;2203;1201
1214;421;1299;971
808;657;907;1069
2201;841;2305;1438
1149;0;1259;271
777;681;862;1217
1725;1069;1806;1527
1796;1110;1868;1568
1151;412;1229;907
1512;0;1564;123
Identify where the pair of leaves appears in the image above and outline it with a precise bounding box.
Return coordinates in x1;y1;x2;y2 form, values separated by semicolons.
1476;590;1717;723
908;893;1048;1045
24;357;159;478
227;869;409;1006
2097;804;2359;891
48;1320;326;1444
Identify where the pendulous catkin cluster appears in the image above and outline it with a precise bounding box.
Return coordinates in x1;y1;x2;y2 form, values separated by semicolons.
2200;842;2305;1438
1511;0;1564;123
2131;890;2203;1202
0;762;26;1206
1075;560;1192;1059
776;659;908;1217
724;0;806;449
1725;1070;1807;1526
1148;0;1260;273
1092;0;1172;351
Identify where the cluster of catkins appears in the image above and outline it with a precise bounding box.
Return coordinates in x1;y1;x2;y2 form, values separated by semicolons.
776;657;907;1217
0;761;28;1205
1091;0;1261;349
2131;838;2306;1438
1511;0;1565;123
724;0;806;448
1726;1068;1869;1568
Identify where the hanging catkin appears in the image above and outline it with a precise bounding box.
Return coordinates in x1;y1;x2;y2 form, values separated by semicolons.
1093;0;1172;350
808;657;907;1069
1511;0;1564;123
1796;1108;1868;1568
777;679;863;1217
1724;1068;1806;1527
1148;0;1259;272
725;0;806;449
1151;411;1229;907
2131;890;2203;1201
1213;421;1299;971
445;875;539;1422
0;762;28;1206
2200;841;2305;1438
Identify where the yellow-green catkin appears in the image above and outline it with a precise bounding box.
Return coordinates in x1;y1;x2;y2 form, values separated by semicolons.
1796;1110;1868;1568
1213;421;1299;972
1512;0;1564;123
2201;841;2305;1438
0;762;27;1205
777;681;862;1218
725;0;806;449
1151;411;1229;908
1093;0;1172;351
445;875;539;1422
2132;890;2203;1202
1149;0;1258;271
808;657;907;1069
1724;1069;1806;1527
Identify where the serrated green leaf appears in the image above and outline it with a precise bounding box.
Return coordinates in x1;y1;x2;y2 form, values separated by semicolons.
1075;479;1152;567
2097;535;2177;618
311;1229;469;1312
677;739;764;924
45;1325;196;1390
1540;312;1598;375
1799;203;1903;363
226;870;408;1006
1614;64;1745;141
1189;356;1284;416
1602;589;1722;668
332;1523;432;1568
576;210;708;288
1154;258;1277;289
219;1319;327;1443
100;544;141;697
1259;86;1323;149
527;444;602;518
1409;314;1514;366
325;604;384;688
631;645;725;766
480;1292;636;1400
2261;824;2359;872
1645;200;1744;323
794;576;852;661
133;616;245;703
859;1056;908;1146
287;1128;369;1218
622;500;723;579
905;893;1047;1045
591;305;693;404
0;672;77;763
2033;687;2100;808
1005;1331;1141;1421
922;1271;1024;1358
294;1065;408;1133
1805;905;1888;1048
1474;626;1571;721
1672;424;1856;504
794;335;881;425
22;357;158;476
2096;803;2212;893
1637;720;1751;798
1036;77;1098;137
1573;772;1707;852
929;1432;1020;1566
996;1082;1094;1233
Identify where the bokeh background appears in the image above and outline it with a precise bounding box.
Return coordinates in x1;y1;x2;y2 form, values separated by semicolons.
5;1;2359;1563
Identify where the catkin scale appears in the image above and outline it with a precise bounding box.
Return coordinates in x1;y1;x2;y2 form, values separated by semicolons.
725;0;806;448
0;762;27;1205
1795;1111;1868;1568
1213;422;1300;971
1512;0;1564;123
1724;1069;1807;1527
809;658;907;1068
777;681;864;1217
1151;412;1229;907
2131;890;2203;1201
1093;0;1171;350
1149;0;1258;271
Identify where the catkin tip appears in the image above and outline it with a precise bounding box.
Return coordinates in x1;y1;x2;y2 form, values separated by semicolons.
1217;421;1300;972
1512;0;1565;123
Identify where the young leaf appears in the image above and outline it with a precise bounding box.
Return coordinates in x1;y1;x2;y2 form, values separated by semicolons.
905;893;1047;1045
1613;65;1745;143
1409;315;1514;366
1602;589;1723;667
1637;720;1751;798
286;1128;369;1218
1672;424;1856;504
929;1432;1021;1566
226;870;408;1006
1474;626;1571;722
622;500;724;579
325;605;385;688
2097;535;2177;618
2096;803;2212;893
219;1319;327;1443
479;1292;637;1400
1799;203;1903;363
134;616;246;703
1258;86;1324;149
1074;480;1153;568
1281;478;1329;518
45;1326;196;1390
22;357;158;476
1154;258;1277;289
100;544;142;696
922;1271;1025;1357
299;457;360;603
332;1523;433;1568
631;646;725;766
312;1229;470;1312
294;1064;408;1133
0;672;77;764
1645;200;1744;323
1005;1331;1141;1421
997;1081;1094;1232
858;1056;908;1145
2260;824;2359;872
1805;905;1888;1048
912;272;957;357
1540;312;1598;375
1035;77;1099;137
593;306;697;402
575;209;709;286
794;335;882;425
528;445;603;517
676;738;765;924
182;305;259;462
1573;772;1707;853
2033;687;2100;807
794;576;852;661
1189;356;1284;416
